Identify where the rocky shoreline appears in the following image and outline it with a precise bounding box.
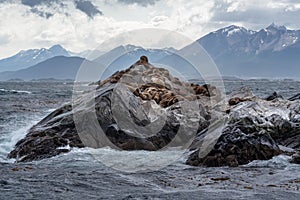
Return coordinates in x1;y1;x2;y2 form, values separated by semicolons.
8;58;300;167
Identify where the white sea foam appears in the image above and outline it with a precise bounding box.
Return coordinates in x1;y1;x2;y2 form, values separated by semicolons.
0;88;32;94
47;108;56;112
53;146;187;172
0;119;40;163
245;155;292;168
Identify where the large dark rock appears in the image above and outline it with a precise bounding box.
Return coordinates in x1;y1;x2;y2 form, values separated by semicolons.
8;59;300;167
187;89;300;167
8;61;212;162
187;115;282;167
8;104;82;162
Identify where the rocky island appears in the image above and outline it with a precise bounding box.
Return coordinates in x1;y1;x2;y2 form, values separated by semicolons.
8;57;300;167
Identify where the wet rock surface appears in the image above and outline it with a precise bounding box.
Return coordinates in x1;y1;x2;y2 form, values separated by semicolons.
8;58;300;167
290;152;300;164
8;60;215;162
187;88;300;167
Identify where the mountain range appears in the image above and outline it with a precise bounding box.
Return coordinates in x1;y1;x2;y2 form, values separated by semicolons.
197;23;300;77
0;45;177;81
0;45;70;72
0;23;299;81
0;56;101;81
94;44;177;79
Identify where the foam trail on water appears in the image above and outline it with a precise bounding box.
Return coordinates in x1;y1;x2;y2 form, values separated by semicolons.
245;155;291;168
0;88;32;94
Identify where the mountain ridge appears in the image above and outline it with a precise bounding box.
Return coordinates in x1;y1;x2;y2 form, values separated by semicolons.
0;45;70;72
0;56;100;81
1;24;299;80
196;23;300;77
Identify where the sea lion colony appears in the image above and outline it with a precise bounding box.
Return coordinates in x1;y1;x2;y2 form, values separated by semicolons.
97;56;219;108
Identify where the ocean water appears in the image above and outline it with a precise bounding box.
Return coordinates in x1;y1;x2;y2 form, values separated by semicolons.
0;80;300;199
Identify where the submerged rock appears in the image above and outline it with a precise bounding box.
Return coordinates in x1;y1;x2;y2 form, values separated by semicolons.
290;151;300;164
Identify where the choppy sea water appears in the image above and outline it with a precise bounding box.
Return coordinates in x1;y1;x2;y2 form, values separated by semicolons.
0;80;300;199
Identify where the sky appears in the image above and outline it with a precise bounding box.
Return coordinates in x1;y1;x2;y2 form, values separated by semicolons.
0;0;300;58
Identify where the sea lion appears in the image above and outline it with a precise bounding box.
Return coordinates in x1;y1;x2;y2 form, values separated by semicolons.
134;55;149;66
193;85;208;95
144;87;157;98
153;93;161;103
228;97;248;106
160;95;179;108
105;56;222;109
133;88;140;96
140;55;148;64
202;84;217;97
158;91;177;107
140;92;151;101
98;56;152;87
110;78;118;83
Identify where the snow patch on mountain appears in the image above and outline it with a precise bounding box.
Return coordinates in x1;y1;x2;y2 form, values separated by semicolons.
0;45;70;72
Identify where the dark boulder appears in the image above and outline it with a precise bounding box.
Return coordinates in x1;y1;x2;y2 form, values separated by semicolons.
265;92;283;101
187;115;281;167
7;59;300;167
8;62;211;162
288;93;300;101
290;151;300;164
187;88;300;167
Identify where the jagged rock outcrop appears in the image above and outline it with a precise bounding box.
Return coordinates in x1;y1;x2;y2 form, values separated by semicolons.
8;58;215;162
187;88;300;167
288;93;300;101
8;57;300;167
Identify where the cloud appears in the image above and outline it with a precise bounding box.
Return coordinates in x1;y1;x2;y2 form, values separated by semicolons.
151;0;216;39
0;33;10;45
74;0;103;18
151;15;168;26
117;0;161;7
29;8;54;19
21;0;59;7
19;0;67;18
0;0;300;59
18;0;103;19
210;0;300;29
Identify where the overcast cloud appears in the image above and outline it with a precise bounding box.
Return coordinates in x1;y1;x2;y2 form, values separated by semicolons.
0;0;299;58
117;0;161;7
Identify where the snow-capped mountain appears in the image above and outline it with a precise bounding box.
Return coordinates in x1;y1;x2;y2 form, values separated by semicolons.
94;44;176;65
0;45;70;72
0;44;177;81
199;23;300;58
158;24;300;79
94;44;177;79
197;23;300;77
1;24;299;80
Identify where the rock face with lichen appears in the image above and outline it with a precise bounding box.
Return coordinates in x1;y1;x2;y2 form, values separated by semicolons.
8;57;300;167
